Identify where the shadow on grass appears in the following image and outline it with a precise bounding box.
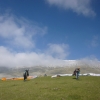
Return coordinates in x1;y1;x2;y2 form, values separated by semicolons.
73;78;76;79
24;80;30;81
72;78;81;81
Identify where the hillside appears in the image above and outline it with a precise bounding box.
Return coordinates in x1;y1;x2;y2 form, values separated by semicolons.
0;65;100;78
0;76;100;100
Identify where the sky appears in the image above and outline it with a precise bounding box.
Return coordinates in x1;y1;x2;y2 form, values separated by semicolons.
0;0;100;67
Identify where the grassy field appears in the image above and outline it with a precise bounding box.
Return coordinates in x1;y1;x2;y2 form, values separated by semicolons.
0;76;100;100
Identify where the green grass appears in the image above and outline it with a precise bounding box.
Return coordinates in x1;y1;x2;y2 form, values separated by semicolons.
0;76;100;100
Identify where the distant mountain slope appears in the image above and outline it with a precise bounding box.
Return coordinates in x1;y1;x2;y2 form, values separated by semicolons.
0;65;100;78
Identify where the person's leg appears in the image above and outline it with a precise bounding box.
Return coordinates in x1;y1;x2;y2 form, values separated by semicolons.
77;72;80;79
76;72;78;79
24;75;26;81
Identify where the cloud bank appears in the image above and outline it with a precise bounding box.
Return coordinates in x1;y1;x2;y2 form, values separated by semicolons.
0;45;100;68
0;46;69;68
46;0;96;17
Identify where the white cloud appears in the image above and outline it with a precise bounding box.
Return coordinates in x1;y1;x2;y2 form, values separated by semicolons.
78;56;100;68
47;43;69;59
0;46;100;68
0;46;68;67
0;42;69;67
0;14;47;49
46;0;96;17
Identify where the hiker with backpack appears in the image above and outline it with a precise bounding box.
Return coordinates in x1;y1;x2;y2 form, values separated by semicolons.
23;70;29;81
72;68;80;79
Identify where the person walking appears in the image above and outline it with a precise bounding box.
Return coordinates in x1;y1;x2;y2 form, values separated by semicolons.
23;70;29;81
75;68;80;79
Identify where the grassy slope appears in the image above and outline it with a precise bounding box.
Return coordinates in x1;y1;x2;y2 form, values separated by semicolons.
0;76;100;100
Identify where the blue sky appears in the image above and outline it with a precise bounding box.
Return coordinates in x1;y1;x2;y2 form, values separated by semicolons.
0;0;100;67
